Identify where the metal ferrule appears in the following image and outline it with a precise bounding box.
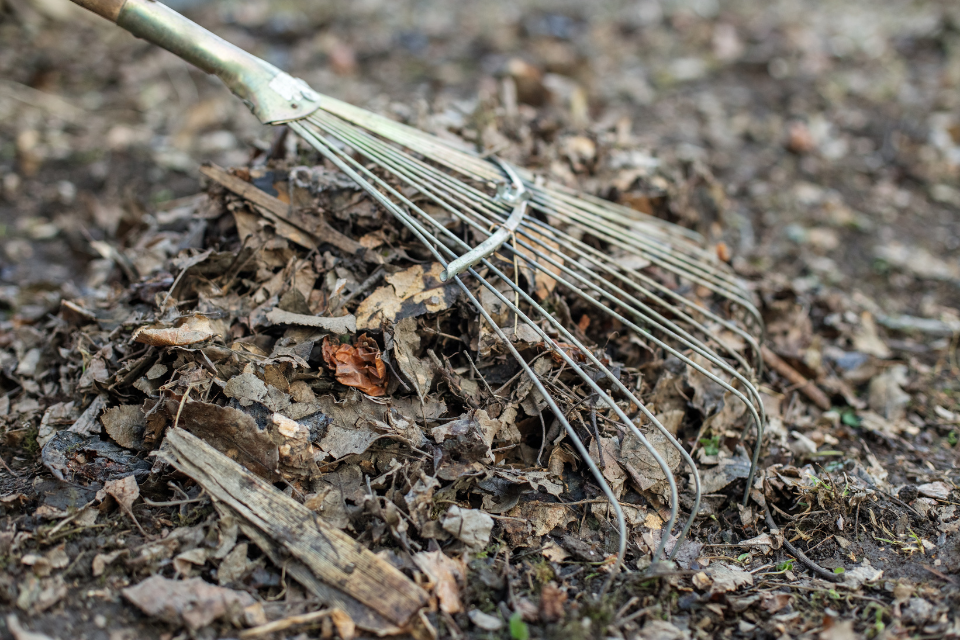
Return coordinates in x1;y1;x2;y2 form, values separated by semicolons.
117;0;321;124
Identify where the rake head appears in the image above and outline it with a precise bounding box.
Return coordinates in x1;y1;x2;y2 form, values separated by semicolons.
288;100;767;590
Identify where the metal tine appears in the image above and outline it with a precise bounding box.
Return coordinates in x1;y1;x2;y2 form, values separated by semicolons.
317;99;739;289
527;192;763;334
534;187;746;290
311;100;730;288
332;123;764;378
318;96;705;244
289;121;686;587
296;117;703;551
306;114;763;505
308;115;766;431
310;100;764;339
513;216;762;373
307;112;760;371
520;217;764;371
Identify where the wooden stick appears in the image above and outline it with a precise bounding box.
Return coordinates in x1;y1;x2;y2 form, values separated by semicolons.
157;427;427;627
760;345;831;411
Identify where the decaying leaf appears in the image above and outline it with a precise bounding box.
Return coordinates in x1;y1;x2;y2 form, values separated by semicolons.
101;404;146;450
840;563;883;589
918;481;951;500
392;317;433;401
175;400;281;480
441;505;493;550
468;609;503;631
707;563;753;595
6;614;56;640
619;428;682;497
97;474;139;512
330;609;356;640
412;550;465;614
539;582;567;622
265;308;357;334
698;449;752;493
122;575;257;631
515;227;562;300
355;262;459;330
506;502;576;538
322;334;388;396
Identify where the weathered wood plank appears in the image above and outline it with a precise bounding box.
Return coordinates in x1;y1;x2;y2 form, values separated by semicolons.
157;427;428;627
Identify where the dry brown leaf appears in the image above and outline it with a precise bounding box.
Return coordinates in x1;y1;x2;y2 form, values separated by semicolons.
539;582;567;622
707;563;753;595
322;334;388;396
441;506;493;550
392;317;433;401
412;550;464;614
101;404;146;450
98;475;139;512
515;227;563;300
355;262;459;330
122;575;255;631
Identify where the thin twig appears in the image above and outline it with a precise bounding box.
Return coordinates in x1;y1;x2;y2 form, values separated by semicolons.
239;609;331;638
331;266;385;313
764;503;841;582
142;491;208;507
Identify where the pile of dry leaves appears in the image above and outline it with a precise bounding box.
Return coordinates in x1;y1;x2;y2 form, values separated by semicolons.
3;3;960;632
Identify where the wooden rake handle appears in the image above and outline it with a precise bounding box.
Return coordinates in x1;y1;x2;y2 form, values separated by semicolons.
71;0;126;22
68;0;322;124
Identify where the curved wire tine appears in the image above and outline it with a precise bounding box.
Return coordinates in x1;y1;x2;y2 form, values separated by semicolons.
314;99;749;305
514;222;761;373
312;112;764;375
296;119;695;554
501;221;767;424
288;121;667;592
440;158;528;281
309;118;767;434
528;194;764;335
305;114;760;509
535;180;705;242
517;216;764;373
531;189;746;294
530;183;749;292
313;96;762;331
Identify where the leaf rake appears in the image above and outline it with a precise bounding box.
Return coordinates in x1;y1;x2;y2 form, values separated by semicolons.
71;0;767;593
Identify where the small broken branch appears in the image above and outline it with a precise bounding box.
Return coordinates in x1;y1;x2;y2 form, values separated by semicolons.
761;345;831;411
763;503;841;582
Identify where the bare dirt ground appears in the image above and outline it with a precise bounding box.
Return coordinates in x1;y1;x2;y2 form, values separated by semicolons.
2;0;960;638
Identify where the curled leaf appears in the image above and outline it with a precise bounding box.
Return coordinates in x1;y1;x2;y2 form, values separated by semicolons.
322;334;388;397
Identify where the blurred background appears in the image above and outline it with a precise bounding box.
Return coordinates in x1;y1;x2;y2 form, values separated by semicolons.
1;0;959;323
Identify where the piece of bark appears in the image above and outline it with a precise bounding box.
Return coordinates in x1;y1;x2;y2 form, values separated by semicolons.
156;428;427;628
219;503;401;635
761;346;831;411
171;400;281;481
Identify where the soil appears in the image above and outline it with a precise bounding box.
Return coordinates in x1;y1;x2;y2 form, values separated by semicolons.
2;0;960;639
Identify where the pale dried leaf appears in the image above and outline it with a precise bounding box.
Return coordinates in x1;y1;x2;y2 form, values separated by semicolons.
412;550;464;614
441;506;493;550
708;564;753;595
